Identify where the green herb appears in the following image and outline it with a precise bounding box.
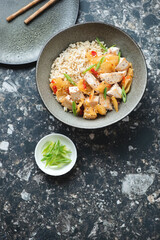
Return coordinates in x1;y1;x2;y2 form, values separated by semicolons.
109;44;116;48
83;64;96;74
95;56;105;71
42;141;55;155
103;87;107;99
64;73;77;86
118;51;121;62
122;86;127;103
41;140;72;167
96;37;108;52
72;101;77;116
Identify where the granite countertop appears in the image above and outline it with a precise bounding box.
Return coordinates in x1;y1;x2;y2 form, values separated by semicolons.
0;0;160;239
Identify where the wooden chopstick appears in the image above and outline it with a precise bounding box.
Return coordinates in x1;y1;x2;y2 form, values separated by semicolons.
6;0;43;22
24;0;57;24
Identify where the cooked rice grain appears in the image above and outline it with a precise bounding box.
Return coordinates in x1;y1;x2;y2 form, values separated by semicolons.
49;41;104;83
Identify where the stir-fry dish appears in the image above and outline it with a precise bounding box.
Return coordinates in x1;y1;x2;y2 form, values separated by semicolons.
49;38;134;119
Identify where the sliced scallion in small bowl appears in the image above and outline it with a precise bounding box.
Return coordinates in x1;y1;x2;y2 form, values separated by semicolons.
35;133;77;176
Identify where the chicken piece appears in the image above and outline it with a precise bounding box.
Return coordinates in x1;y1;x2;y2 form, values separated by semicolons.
107;47;119;55
84;72;100;91
95;104;107;115
85;96;99;108
100;71;126;85
107;83;122;99
61;95;73;110
83;107;97;119
69;86;84;102
115;58;130;71
99;93;113;110
56;89;67;103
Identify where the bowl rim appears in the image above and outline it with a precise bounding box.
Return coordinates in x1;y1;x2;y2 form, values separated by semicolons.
36;21;148;129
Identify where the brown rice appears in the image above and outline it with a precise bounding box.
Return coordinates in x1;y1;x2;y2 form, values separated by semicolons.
49;41;104;82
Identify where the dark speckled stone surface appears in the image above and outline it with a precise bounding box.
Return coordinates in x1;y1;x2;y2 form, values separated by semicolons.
0;0;160;239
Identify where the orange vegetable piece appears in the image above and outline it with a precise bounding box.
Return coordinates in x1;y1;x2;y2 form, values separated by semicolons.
111;96;118;112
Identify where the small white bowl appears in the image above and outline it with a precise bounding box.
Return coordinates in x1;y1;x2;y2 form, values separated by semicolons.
35;133;77;176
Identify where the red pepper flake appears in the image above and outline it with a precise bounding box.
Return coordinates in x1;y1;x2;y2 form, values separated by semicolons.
66;87;69;94
51;79;55;83
52;85;57;94
122;76;126;85
91;68;98;77
83;80;87;89
91;51;97;57
106;83;112;89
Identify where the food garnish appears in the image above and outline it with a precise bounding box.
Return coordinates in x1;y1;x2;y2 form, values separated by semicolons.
64;73;77;86
103;87;107;99
49;39;133;119
41;140;72;167
83;79;87;89
72;101;77;116
122;86;127;103
96;37;108;52
95;56;105;71
52;85;57;94
84;56;105;74
118;51;121;62
91;51;97;56
91;68;98;77
83;64;96;74
109;44;116;48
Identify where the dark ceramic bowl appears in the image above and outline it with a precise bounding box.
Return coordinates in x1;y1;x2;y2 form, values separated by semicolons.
36;22;147;129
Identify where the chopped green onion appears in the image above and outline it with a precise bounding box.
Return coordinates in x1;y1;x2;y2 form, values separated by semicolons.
95;56;105;71
83;64;96;74
109;44;116;48
64;73;77;86
103;87;107;99
72;101;77;116
96;37;108;52
118;51;121;62
42;141;53;154
122;86;127;103
41;140;72;167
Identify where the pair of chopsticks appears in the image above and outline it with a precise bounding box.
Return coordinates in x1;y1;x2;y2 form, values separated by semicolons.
6;0;57;24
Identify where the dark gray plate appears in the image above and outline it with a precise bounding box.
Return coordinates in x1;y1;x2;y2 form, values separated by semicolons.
36;22;147;129
0;0;79;65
